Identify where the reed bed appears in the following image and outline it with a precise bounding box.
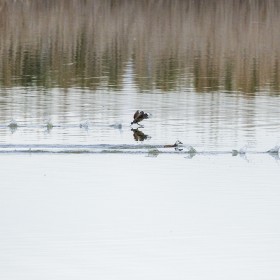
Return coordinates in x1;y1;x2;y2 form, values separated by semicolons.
0;0;280;93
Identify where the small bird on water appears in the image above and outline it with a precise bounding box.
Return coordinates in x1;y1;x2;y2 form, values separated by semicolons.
164;140;183;148
130;110;149;127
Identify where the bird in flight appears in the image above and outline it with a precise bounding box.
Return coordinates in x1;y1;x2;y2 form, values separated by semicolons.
130;110;150;127
163;140;183;148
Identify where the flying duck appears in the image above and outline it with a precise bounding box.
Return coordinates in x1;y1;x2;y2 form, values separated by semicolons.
131;110;149;126
164;140;183;148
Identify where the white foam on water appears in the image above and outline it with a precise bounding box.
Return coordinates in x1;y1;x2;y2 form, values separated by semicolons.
0;143;278;155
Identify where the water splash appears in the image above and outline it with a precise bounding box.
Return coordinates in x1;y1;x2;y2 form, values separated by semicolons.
267;145;280;154
8;119;18;128
45;121;54;131
185;153;196;159
43;117;54;132
232;144;248;156
8;119;18;133
109;122;122;129
147;148;160;157
0;143;279;155
79;120;89;130
185;145;197;154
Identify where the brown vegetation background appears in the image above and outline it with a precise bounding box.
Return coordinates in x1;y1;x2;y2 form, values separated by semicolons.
0;0;280;93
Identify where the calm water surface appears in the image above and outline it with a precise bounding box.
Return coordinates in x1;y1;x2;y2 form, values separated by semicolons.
0;1;280;279
1;154;280;280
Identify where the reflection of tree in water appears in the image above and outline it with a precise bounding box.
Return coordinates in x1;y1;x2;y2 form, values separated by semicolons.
131;129;151;142
0;1;280;93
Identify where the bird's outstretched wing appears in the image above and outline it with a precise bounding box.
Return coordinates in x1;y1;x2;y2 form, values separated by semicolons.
141;111;149;119
133;110;140;120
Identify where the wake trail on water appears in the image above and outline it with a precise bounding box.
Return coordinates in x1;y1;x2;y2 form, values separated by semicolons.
0;144;279;155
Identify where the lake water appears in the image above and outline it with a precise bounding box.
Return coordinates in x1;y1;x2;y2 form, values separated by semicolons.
0;1;280;279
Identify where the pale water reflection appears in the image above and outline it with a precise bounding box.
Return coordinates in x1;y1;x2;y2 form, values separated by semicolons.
0;154;280;280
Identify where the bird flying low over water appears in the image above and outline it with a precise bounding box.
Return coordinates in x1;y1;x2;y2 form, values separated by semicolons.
131;110;150;126
164;140;183;148
164;140;183;151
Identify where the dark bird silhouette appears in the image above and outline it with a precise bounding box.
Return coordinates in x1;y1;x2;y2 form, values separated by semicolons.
131;128;151;141
131;110;149;126
164;140;183;148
